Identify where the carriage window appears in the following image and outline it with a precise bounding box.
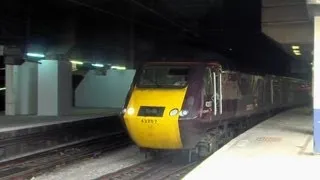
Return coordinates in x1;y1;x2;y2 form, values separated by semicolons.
238;76;250;95
137;66;191;88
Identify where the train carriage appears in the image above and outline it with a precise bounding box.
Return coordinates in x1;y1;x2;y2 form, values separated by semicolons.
122;61;310;159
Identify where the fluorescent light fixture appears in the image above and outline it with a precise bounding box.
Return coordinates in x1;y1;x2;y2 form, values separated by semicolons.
293;49;301;56
27;53;45;58
292;45;300;50
111;66;126;70
92;63;104;68
0;87;6;91
70;60;83;65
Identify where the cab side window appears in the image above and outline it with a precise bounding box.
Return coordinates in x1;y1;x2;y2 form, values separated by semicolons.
203;67;214;97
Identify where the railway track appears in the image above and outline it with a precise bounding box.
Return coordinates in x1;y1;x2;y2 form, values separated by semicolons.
0;131;131;180
94;113;275;180
0;115;125;163
96;153;200;180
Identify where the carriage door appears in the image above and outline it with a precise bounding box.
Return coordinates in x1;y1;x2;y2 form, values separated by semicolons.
213;69;222;116
203;68;214;114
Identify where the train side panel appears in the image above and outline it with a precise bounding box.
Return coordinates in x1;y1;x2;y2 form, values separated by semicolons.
221;72;271;119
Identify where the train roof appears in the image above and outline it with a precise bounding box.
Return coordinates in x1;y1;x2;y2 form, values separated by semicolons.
143;52;236;69
141;61;309;82
144;61;220;66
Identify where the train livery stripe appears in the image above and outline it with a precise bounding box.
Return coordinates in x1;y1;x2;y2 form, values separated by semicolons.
123;87;188;149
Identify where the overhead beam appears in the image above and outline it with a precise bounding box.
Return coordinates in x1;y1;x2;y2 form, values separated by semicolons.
262;22;313;44
262;0;313;44
262;4;309;23
263;0;307;7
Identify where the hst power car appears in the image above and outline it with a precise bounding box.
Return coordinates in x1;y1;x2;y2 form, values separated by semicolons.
122;61;310;158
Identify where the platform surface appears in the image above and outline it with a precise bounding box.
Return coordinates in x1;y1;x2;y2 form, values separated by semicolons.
184;107;320;180
0;107;121;132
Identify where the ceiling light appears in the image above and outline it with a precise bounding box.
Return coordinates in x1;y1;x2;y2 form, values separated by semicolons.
92;63;104;68
292;45;300;50
27;53;45;58
293;50;300;53
70;60;83;65
0;87;6;91
111;66;126;70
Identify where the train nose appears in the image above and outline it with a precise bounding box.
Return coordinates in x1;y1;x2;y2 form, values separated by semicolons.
124;115;183;149
123;88;188;149
123;105;185;149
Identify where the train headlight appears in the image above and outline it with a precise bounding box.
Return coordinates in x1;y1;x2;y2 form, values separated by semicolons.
127;107;135;115
169;109;179;116
179;110;189;117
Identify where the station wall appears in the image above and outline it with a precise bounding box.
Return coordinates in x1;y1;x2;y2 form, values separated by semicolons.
75;69;136;108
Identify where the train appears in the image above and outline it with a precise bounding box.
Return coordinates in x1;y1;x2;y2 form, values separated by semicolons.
121;61;310;160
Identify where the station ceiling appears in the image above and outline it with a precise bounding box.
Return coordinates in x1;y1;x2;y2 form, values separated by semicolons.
1;0;260;41
0;0;313;78
0;0;259;63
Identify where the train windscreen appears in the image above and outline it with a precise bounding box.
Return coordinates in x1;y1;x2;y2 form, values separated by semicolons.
137;65;191;88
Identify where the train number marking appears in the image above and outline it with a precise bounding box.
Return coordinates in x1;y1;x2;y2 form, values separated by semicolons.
141;119;158;124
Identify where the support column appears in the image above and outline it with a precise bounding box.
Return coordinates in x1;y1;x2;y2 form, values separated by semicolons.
37;60;72;116
313;16;320;153
5;62;38;115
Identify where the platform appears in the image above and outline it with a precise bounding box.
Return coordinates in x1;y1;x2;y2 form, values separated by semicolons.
0;107;121;133
184;107;320;180
0;107;125;162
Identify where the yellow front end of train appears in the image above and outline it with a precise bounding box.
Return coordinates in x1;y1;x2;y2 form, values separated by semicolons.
123;87;187;149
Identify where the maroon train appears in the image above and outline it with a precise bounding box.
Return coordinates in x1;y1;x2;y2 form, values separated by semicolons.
122;61;310;158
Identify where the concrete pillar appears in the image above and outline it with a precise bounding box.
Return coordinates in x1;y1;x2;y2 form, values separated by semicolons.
37;60;72;116
313;16;320;153
5;62;38;115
